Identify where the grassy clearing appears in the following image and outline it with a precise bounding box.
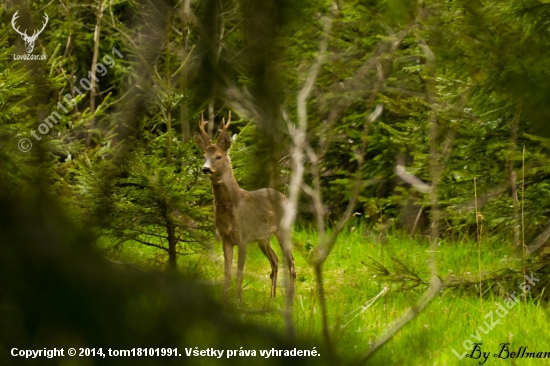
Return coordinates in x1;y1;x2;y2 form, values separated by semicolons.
102;227;550;365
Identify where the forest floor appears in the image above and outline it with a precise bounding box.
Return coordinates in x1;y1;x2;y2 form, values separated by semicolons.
105;228;550;365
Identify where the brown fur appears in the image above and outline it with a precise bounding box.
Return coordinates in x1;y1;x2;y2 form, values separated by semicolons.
195;115;296;302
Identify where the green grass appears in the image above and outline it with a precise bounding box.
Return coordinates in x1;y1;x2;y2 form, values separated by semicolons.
101;227;550;365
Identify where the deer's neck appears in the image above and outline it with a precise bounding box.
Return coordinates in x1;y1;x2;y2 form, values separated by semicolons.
210;169;241;212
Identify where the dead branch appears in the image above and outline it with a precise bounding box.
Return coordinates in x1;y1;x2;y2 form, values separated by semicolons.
317;104;383;261
448;183;508;214
317;9;427;161
365;256;425;292
394;165;431;193
360;278;443;361
391;257;426;285
508;102;523;246
527;221;550;255
363;256;390;275
341;287;388;330
297;6;425;354
361;33;447;363
280;5;335;343
86;0;106;147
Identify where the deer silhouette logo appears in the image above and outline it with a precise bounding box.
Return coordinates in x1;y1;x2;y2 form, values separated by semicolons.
11;11;48;54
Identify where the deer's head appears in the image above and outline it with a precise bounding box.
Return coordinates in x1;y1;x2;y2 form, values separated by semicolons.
194;112;232;177
11;11;49;54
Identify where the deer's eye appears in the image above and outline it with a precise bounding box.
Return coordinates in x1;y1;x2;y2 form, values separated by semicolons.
216;155;222;160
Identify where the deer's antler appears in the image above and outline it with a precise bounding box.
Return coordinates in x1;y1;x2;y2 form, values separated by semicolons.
198;111;211;145
30;13;49;39
216;111;231;146
11;11;28;38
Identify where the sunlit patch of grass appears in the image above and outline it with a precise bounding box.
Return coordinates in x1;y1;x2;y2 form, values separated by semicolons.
99;226;550;365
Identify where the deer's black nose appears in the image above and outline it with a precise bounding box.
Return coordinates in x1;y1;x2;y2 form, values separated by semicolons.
201;167;212;174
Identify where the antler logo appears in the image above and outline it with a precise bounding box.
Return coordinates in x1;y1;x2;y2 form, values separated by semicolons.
11;11;49;54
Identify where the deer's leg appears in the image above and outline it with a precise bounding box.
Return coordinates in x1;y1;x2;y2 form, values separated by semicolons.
285;250;296;300
236;245;247;303
275;232;297;301
258;240;279;298
222;241;233;303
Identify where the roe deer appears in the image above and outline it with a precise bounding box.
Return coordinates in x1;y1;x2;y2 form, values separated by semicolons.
194;112;296;302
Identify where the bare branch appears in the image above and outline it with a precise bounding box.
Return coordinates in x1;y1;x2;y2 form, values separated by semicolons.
281;8;333;239
449;183;508;213
317;10;427;159
394;165;432;193
362;31;448;362
86;0;106;147
318;104;383;260
280;5;335;344
527;221;550;255
360;278;444;362
132;238;168;251
341;287;388;330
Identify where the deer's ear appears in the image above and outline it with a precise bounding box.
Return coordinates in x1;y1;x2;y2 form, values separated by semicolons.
194;132;208;150
218;133;231;151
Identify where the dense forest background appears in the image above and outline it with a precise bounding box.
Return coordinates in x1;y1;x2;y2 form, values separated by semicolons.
3;0;550;365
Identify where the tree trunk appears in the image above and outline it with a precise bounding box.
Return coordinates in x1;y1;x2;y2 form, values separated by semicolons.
507;102;522;246
167;222;177;271
86;0;105;147
180;0;191;142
